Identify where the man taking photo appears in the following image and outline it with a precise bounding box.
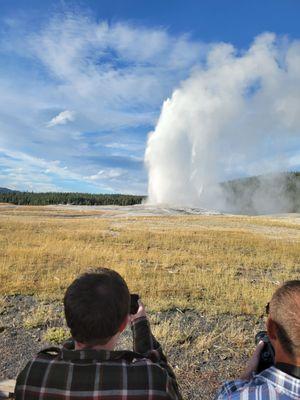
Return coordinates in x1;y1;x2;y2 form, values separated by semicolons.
15;268;182;399
217;280;300;399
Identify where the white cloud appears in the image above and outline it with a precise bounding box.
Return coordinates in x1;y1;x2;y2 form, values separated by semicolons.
0;12;206;193
1;11;299;198
88;168;125;181
46;110;75;127
27;14;205;128
0;146;144;194
0;147;81;181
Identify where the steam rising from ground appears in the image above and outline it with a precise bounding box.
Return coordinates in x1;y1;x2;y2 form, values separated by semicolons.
145;34;300;213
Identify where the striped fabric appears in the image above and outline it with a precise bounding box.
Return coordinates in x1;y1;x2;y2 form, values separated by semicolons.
216;366;300;399
15;317;182;400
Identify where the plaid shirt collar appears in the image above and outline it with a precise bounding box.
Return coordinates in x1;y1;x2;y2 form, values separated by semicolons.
54;338;142;362
258;366;300;396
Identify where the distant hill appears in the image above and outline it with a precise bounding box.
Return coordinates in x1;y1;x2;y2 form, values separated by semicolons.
221;171;300;214
0;187;15;193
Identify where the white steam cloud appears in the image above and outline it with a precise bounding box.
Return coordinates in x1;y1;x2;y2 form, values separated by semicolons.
145;33;300;212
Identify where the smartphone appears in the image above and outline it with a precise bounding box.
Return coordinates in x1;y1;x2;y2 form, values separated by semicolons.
130;294;140;314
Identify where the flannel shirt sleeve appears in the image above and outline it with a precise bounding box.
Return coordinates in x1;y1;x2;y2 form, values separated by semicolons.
216;379;249;399
15;361;34;399
131;316;182;400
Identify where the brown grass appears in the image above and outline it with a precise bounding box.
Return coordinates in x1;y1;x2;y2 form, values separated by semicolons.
0;295;8;314
0;206;299;315
23;304;62;329
1;207;299;399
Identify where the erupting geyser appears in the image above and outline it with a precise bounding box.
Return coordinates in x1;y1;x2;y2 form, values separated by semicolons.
145;33;300;212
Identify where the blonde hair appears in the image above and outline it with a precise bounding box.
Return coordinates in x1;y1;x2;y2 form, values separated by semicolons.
269;280;300;358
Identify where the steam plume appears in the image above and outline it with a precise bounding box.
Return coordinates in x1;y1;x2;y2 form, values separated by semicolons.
145;33;300;212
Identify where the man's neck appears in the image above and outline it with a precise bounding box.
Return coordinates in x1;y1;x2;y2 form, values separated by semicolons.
75;335;118;351
275;347;300;367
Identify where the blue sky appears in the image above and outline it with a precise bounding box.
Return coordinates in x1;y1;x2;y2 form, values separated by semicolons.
0;0;299;193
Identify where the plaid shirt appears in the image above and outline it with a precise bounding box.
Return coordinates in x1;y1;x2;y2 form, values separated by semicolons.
15;317;182;400
216;366;300;400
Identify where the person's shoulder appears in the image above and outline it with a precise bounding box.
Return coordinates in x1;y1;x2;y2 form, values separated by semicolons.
128;358;170;388
26;346;62;366
16;347;61;384
130;357;168;374
217;375;273;400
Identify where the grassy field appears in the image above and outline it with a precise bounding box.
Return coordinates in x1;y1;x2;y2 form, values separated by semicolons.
0;205;299;313
0;205;299;398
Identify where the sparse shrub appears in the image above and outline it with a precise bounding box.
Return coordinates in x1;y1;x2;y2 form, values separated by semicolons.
23;304;59;329
43;327;70;344
151;314;197;352
0;296;8;314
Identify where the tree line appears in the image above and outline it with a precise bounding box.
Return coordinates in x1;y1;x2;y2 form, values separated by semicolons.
0;191;145;206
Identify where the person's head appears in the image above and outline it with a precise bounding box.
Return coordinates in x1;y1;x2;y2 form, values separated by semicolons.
267;280;300;363
64;268;130;346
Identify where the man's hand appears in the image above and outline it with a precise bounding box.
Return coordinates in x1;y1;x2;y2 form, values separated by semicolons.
130;299;147;322
239;340;265;381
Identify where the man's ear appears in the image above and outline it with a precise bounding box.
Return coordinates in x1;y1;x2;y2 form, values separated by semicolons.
267;316;277;341
118;315;129;333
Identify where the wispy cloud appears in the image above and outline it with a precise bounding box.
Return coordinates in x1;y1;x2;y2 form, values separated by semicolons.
0;147;142;193
2;10;298;196
87;168;125;181
47;110;75;128
0;11;205;193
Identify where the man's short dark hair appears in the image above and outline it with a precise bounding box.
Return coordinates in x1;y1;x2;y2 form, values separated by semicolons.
269;280;300;358
64;268;130;345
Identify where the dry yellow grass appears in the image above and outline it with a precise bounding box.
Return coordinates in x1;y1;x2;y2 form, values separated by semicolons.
43;327;70;344
1;205;299;399
23;304;62;329
0;295;8;314
0;206;299;315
